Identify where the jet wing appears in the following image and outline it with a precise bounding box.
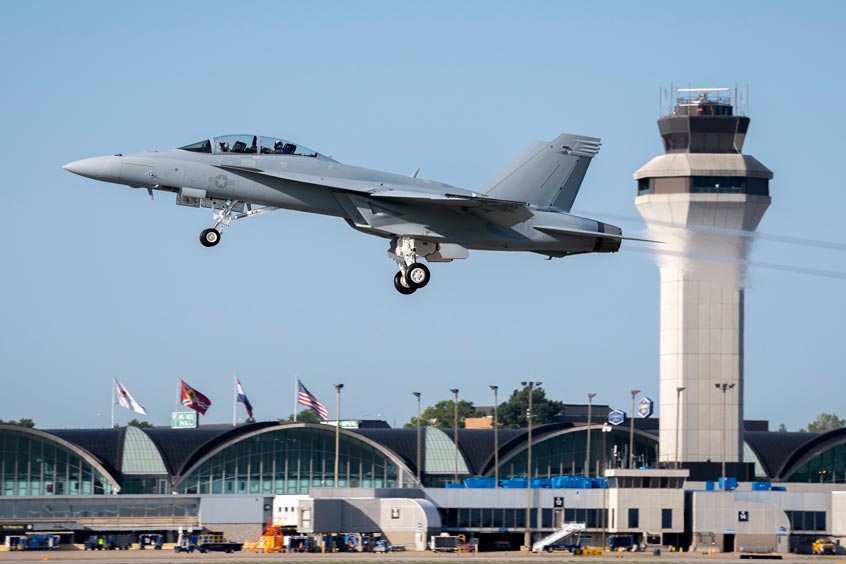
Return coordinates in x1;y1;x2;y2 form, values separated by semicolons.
214;165;380;195
533;225;660;243
371;190;533;226
215;164;533;226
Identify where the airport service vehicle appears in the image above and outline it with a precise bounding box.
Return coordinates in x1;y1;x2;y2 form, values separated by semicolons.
373;539;406;553
531;522;586;553
175;532;243;554
430;534;460;552
5;534;60;551
813;538;836;555
84;534;133;550
64;132;644;294
139;533;163;549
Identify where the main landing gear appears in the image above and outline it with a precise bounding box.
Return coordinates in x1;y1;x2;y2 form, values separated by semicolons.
389;236;434;295
198;200;277;248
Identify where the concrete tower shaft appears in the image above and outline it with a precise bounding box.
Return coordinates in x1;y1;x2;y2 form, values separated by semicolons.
634;88;772;468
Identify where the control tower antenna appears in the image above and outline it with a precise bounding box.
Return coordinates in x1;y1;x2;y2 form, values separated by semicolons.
634;85;773;471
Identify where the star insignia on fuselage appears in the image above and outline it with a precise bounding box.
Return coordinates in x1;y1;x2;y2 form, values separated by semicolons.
208;174;233;190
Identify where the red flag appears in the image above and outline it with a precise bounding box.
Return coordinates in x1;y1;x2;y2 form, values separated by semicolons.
180;379;212;415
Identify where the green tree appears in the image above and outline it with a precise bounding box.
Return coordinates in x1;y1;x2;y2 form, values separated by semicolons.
777;423;788;432
404;400;481;429
284;410;324;424
807;413;845;433
497;386;563;429
127;419;153;428
0;418;35;428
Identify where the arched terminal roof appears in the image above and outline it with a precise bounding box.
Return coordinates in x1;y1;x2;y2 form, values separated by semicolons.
775;427;846;482
174;423;416;494
2;424;120;494
744;431;819;480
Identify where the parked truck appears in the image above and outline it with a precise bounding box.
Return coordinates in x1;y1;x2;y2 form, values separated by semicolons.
430;534;460;552
139;533;164;549
175;532;242;554
84;534;133;550
7;534;61;551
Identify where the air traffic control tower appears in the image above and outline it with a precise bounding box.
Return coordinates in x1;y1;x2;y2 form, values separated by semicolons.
634;88;772;468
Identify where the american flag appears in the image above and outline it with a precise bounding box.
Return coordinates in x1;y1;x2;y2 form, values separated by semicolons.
297;380;328;421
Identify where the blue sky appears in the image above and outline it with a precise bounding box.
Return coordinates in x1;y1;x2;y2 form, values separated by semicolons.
1;1;844;431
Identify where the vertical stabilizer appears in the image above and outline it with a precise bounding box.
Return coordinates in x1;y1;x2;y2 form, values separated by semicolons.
482;133;600;211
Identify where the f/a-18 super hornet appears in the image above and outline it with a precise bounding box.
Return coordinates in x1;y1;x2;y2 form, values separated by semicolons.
64;132;635;294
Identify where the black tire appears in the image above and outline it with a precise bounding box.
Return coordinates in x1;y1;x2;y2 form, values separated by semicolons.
405;262;430;288
393;272;416;295
200;228;221;247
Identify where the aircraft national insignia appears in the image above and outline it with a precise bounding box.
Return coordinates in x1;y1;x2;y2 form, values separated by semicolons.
209;174;232;190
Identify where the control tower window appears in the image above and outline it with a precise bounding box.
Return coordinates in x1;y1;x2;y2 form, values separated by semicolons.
691;176;742;194
637;179;651;195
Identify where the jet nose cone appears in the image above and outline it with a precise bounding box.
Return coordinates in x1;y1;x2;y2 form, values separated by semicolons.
63;156;122;183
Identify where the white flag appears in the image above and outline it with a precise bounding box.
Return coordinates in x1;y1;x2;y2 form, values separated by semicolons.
115;378;148;415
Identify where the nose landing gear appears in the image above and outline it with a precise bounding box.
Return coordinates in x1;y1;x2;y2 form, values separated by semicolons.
197;200;278;248
200;228;221;247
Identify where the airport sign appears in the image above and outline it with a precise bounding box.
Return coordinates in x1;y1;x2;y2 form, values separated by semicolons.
637;397;654;418
171;411;197;429
608;410;625;426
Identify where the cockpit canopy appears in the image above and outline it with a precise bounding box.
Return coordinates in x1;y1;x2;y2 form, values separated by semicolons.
179;135;318;157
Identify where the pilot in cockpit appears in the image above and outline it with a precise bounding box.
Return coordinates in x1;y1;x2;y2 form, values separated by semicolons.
274;140;284;154
282;143;296;155
219;141;230;152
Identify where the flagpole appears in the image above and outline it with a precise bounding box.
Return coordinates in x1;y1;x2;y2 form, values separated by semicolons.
293;378;298;422
111;378;116;428
233;375;237;427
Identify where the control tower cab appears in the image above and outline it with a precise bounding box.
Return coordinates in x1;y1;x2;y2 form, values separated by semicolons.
634;87;773;470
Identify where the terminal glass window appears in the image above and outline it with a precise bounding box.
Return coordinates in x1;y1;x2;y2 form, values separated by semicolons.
628;507;639;529
496;429;656;480
176;427;413;495
786;443;846;484
0;429;114;496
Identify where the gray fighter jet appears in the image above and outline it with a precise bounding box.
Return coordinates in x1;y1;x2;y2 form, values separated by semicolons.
64;132;632;294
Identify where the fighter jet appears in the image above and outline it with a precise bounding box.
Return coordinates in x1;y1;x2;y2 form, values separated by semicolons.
64;132;633;294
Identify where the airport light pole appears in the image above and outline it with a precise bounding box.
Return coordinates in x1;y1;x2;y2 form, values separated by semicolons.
675;387;686;469
413;391;422;487
450;388;459;484
490;385;499;488
715;382;735;485
629;389;640;469
522;380;542;550
601;423;611;549
333;383;344;487
585;393;596;477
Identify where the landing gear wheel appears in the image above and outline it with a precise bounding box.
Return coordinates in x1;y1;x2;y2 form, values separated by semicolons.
405;262;430;288
200;228;221;247
393;272;416;295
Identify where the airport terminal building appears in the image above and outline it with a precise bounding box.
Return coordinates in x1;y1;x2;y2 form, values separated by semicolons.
3;418;846;552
